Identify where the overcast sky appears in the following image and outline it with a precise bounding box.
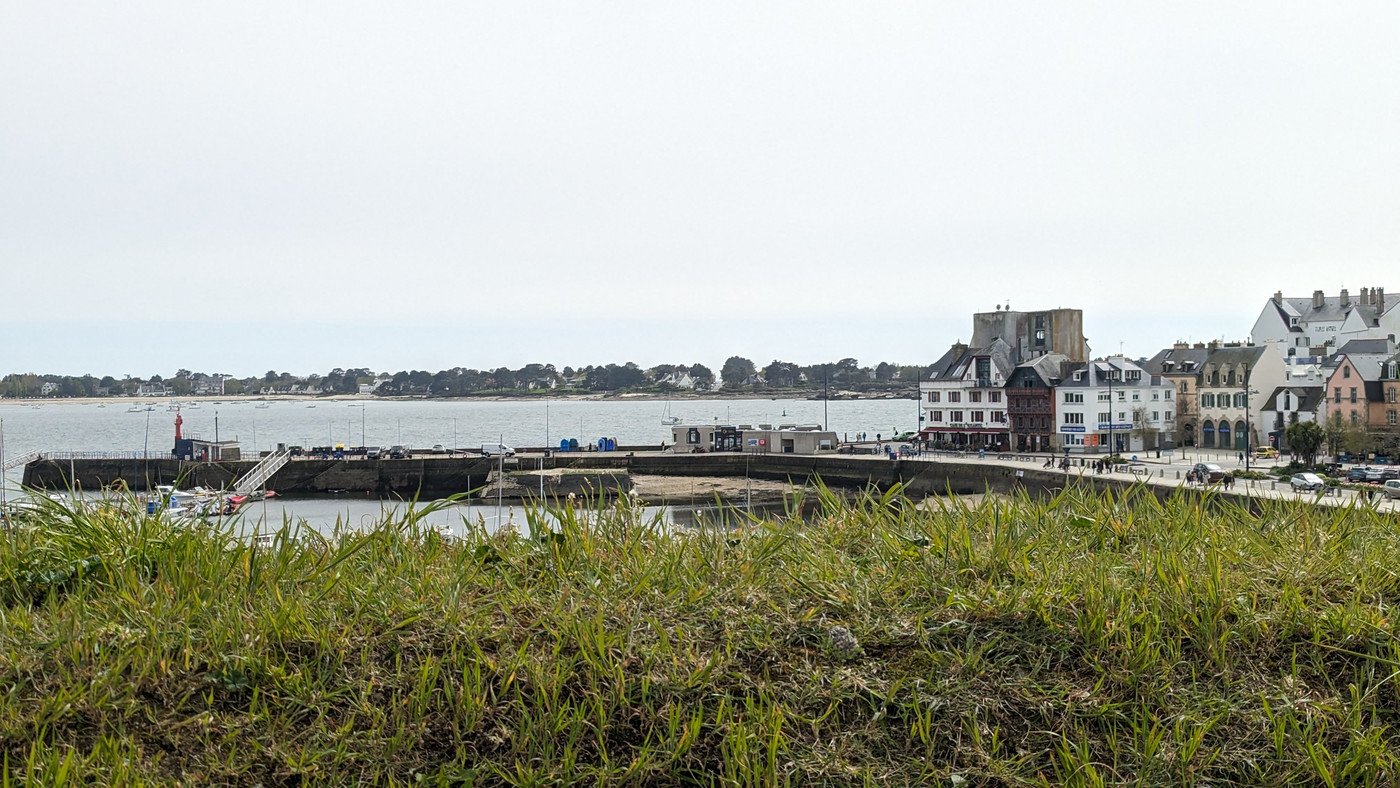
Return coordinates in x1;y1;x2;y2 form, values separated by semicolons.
3;2;1397;378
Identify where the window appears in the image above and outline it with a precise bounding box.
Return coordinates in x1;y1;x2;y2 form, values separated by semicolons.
1098;412;1111;423
1389;410;1397;426
1152;411;1159;421
929;411;943;422
1131;392;1140;401
1063;392;1083;403
686;428;701;445
1351;411;1360;425
1389;387;1398;404
950;411;963;422
970;410;985;423
1117;391;1126;401
992;411;1007;423
1201;393;1214;408
1350;387;1357;404
1098;392;1111;402
990;391;1001;403
1152;391;1159;400
948;392;961;403
1165;411;1174;421
1064;412;1084;424
1344;365;1351;378
1335;387;1342;403
970;391;982;403
927;391;940;403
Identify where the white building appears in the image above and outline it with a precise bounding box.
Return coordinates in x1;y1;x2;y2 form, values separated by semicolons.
919;339;1015;449
1257;387;1326;452
1250;287;1399;357
1053;357;1174;453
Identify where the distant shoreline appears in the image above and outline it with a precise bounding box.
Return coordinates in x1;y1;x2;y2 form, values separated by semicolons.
0;389;916;408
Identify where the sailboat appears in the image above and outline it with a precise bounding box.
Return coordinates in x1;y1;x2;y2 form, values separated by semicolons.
660;400;680;425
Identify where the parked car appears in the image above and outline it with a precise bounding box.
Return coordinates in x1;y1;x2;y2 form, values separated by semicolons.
1253;446;1279;459
429;444;447;454
481;443;516;458
389;444;409;459
1348;467;1372;483
365;446;384;459
1192;463;1226;482
1363;468;1385;483
1380;468;1400;481
1291;473;1326;492
1384;480;1400;500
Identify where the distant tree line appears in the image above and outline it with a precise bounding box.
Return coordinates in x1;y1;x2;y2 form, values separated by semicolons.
1;358;930;399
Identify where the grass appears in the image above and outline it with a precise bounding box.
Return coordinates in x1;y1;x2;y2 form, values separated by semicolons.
3;483;1400;784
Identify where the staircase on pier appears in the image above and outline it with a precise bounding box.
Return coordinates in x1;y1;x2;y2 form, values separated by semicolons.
233;449;291;494
2;451;40;473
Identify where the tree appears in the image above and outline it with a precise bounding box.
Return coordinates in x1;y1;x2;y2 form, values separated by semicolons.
720;356;756;388
1285;420;1325;466
1130;407;1158;450
689;364;714;388
763;360;799;388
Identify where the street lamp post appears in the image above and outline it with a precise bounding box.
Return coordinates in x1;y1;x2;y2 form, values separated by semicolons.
1244;367;1257;472
1106;363;1115;456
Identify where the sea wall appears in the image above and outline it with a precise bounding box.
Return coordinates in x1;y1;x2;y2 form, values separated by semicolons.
23;457;498;497
25;453;1151;501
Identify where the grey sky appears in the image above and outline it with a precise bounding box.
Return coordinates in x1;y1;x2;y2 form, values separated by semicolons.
3;2;1397;377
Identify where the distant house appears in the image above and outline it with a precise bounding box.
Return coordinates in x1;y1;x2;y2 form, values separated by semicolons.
1250;287;1398;357
1257;387;1325;451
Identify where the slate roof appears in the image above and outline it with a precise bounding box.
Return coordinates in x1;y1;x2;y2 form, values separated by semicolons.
1262;386;1326;414
1337;339;1395;355
1143;346;1209;375
926;339;1016;382
1006;353;1069;388
1275;294;1395;325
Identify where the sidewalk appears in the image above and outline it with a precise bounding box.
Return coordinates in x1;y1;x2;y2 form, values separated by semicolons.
874;449;1400;513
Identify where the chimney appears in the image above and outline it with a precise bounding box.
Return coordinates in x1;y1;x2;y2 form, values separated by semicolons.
1361;287;1371;306
1377;287;1385;311
1313;290;1325;309
1273;290;1283;304
1173;340;1189;350
1341;288;1350;307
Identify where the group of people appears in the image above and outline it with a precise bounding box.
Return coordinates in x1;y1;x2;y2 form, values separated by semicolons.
1186;469;1236;488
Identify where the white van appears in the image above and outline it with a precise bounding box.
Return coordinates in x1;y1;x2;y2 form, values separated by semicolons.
481;443;515;458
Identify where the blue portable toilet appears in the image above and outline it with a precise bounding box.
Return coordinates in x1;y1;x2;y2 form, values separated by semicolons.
597;438;607;451
568;438;578;451
605;438;616;451
559;439;570;452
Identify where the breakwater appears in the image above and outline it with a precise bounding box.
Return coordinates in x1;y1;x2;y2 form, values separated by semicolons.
24;452;1150;501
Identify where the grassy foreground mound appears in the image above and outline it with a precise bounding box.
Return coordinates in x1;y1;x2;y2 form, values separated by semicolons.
4;486;1400;785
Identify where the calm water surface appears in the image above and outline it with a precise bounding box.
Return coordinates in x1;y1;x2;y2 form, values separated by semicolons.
2;396;915;502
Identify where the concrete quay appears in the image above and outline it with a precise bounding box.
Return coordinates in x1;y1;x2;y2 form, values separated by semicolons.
21;450;1398;512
